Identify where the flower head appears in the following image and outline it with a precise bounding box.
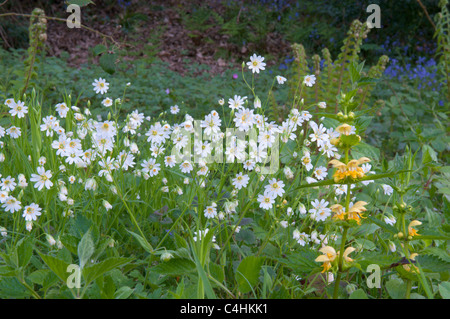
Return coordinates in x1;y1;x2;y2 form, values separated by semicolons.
247;54;266;74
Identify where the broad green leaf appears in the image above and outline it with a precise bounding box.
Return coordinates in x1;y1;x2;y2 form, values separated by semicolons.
17;237;34;268
151;258;195;276
83;257;132;286
78;230;95;269
39;253;71;283
236;256;265;294
439;282;450;299
93;44;107;56
386;278;407;299
99;53;116;75
349;288;369;299
114;286;134;299
0;277;30;298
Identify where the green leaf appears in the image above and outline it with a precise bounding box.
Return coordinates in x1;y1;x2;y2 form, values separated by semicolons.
28;269;52;286
93;44;107;56
352;142;380;161
114;286;134;299
67;0;94;7
99;53;116;75
128;230;154;254
151;258;196;276
17;237;34;268
349;288;369;299
39;253;71;284
0;277;30;298
366;216;398;234
386;278;407;299
236;256;265;294
78;230;95;269
83;257;132;286
439;282;450;299
422;145;437;165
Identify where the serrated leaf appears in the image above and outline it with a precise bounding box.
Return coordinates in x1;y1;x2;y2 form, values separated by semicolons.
39;253;71;283
236;256;265;294
83;257;132;286
416;255;450;273
151;258;196;276
422;247;450;263
0;277;30;298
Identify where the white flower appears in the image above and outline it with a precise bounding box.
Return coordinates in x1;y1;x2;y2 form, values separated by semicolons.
309;199;331;222
228;95;247;110
164;155;176;168
2;196;21;213
170;105;180;114
276;75;287;84
204;205;217;219
313;166;328;181
303;74;316;87
22;203;42;221
382;184;394;196
46;234;56;246
6;126;21;139
0;226;7;237
55;103;69;118
9;100;28;118
102;97;113;107
264;178;285;199
298;203;307;214
103;200;113;211
232;172;250;190
247;54;266;74
384;214;396;226
30;167;53;191
293;230;309;246
318;102;327;109
92;78;109;94
0;176;16;192
180;161;193;174
254;96;261;108
257;194;275;210
218;98;224;105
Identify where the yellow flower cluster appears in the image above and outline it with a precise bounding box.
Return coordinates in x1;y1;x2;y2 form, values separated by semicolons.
328;157;371;182
331;201;368;225
315;246;355;273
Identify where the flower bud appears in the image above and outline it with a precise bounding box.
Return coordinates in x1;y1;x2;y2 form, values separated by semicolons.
161;252;174;262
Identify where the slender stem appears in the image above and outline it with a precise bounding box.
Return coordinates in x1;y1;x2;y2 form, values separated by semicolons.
333;226;348;299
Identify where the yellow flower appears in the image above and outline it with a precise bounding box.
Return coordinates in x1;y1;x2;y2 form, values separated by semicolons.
336;124;354;136
315;246;356;272
408;220;422;237
343;247;356;262
328;157;371;182
403;253;420;273
315;246;338;273
347;201;368;225
331;204;346;221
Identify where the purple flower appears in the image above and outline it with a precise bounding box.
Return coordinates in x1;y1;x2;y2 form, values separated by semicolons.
232;74;238;79
165;88;170;94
